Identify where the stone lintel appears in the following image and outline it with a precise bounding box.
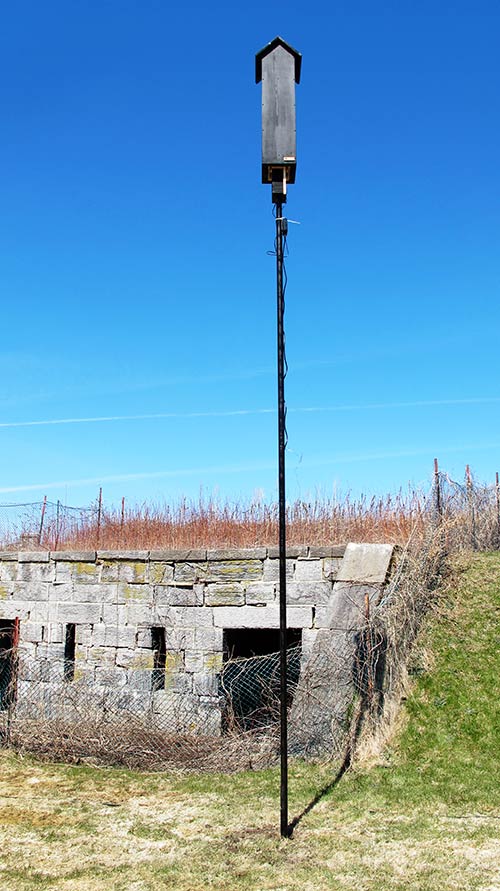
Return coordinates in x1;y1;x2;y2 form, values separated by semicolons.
207;548;267;561
308;545;346;558
267;546;308;559
18;551;50;563
149;549;206;562
97;550;150;561
51;551;97;562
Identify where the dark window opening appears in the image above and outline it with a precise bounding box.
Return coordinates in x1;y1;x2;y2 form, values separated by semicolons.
151;627;166;692
64;623;76;682
221;628;302;730
0;619;19;711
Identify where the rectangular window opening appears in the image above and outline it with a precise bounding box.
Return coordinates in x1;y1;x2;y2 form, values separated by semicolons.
221;628;302;731
151;626;166;692
0;619;19;711
64;623;76;682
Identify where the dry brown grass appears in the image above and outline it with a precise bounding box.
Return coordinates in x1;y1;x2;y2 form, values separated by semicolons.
43;490;426;551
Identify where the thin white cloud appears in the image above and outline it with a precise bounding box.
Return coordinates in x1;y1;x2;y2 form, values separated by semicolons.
0;396;499;429
1;438;499;495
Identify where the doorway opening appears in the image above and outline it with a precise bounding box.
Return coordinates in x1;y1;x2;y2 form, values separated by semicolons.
0;619;19;711
221;628;302;730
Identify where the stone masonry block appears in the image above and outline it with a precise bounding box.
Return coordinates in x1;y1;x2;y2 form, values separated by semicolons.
17;560;53;583
136;628;152;648
57;602;103;624
54;562;73;583
212;605;313;629
300;629;319;662
87;646;117;667
164;627;195;650
72;562;100;583
193;626;223;651
208;548;267;561
322;557;342;581
118;582;154;603
153;605;214;629
263;559;295;582
0;579;15;599
12;581;50;602
165;673;192;694
149;549;206;562
18;551;50;562
102;604;127;625
18;658;41;682
48;582;74;602
94;666;128;687
204;583;245;607
23;602;50;623
336;543;395;584
0;552;19;561
75;625;93;646
93;625;136;648
0;601;30;621
51;551;97;562
154;586;204;607
267;546;308;559
293;559;323;582
308;545;346;558
184;651;205;672
73;583;118;604
286;581;333;605
19;641;37;660
126;669;154;692
206;560;263;583
36;643;66;661
174;562;208;583
244;582;277;605
193;673;219;696
97;550;149;561
148;562;174;585
0;562;18;582
124;602;154;626
20;622;45;643
47;623;64;644
119;562;148;584
99;561;120;582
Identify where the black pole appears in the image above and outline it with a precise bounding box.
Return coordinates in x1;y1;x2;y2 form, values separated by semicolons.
275;201;289;838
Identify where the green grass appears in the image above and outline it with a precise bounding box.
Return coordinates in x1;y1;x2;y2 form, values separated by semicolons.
0;552;499;890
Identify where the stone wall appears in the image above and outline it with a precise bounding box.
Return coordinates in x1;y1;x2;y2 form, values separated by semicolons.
0;544;395;739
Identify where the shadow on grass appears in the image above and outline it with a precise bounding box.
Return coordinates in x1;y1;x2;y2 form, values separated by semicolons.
288;694;370;836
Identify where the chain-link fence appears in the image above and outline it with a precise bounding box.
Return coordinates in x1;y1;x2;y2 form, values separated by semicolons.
433;465;500;551
0;500;99;551
0;646;305;771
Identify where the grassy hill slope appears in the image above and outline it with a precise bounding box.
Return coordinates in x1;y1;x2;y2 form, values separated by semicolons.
0;552;498;890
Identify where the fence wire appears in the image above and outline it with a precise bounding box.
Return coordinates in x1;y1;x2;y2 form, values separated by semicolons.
0;647;306;771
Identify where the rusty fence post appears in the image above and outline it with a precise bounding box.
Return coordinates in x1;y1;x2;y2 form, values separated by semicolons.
434;458;442;525
495;472;500;549
37;495;47;546
96;487;103;548
466;465;477;550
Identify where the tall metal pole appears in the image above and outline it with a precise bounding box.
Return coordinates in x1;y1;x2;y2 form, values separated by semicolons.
275;202;289;838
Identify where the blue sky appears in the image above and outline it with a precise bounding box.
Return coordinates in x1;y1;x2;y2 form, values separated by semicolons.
1;1;499;509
